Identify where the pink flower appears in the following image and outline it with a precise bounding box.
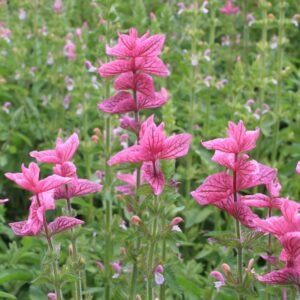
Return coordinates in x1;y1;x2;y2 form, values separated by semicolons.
214;195;260;229
5;163;71;194
120;116;139;134
98;87;169;114
53;0;62;14
48;293;57;300
254;200;300;237
108;116;192;195
210;271;225;291
202;121;260;154
64;40;76;61
191;162;276;205
219;0;240;15
0;199;8;204
9;191;56;236
99;28;169;77
257;232;300;287
116;170;144;196
54;178;102;200
154;264;165;285
296;162;300;174
30;133;79;164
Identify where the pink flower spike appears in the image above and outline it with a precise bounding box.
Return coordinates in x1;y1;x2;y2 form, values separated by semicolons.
48;216;84;236
106;28;165;58
0;198;8;205
219;0;240;15
202;120;259;154
30;133;80;164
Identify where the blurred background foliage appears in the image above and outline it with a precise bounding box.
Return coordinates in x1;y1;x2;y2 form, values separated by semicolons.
0;0;299;299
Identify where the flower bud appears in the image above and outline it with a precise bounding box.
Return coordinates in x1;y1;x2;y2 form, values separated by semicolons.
171;217;184;226
155;264;164;273
131;215;141;225
96;261;105;271
222;263;231;274
246;258;255;272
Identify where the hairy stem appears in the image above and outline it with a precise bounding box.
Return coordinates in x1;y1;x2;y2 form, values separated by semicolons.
159;219;166;300
147;195;159;300
36;194;63;300
185;7;198;196
129;89;141;300
267;207;272;300
65;186;82;300
233;156;243;300
271;0;285;162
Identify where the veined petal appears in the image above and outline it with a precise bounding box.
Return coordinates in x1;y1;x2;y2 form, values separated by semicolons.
98;92;136;114
108;145;151;165
202;137;238;153
135;34;165;57
191;172;233;205
30;149;59;164
55;133;79;163
142;161;165;196
48;216;84;236
140;88;169;109
257;268;300;285
135;57;169;77
99;60;132;77
37;175;71;194
160;133;192;160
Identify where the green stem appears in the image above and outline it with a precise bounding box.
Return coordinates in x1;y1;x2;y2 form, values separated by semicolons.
185;8;198;196
267;207;272;300
159;221;166;300
205;3;216;136
129;90;141;300
233;156;243;300
36;194;63;300
65;187;82;300
147;196;159;300
257;4;268;160
271;0;285;163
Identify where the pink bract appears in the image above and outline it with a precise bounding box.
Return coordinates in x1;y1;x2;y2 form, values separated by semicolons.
219;0;240;15
202;120;260;154
9;191;55;236
108;115;192;195
98;88;168;114
54;178;102;200
254;200;300;237
106;28;165;58
5;163;71;194
30;133;79;164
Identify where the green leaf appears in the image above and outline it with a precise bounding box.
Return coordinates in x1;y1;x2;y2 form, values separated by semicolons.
0;292;17;299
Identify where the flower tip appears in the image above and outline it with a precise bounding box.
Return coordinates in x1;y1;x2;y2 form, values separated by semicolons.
171;217;184;226
0;198;9;205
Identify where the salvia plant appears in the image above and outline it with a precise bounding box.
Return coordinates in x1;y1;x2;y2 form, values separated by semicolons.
0;0;300;300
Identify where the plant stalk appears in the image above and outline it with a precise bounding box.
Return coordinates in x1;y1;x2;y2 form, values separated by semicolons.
129;89;141;300
36;194;63;300
233;156;243;300
271;0;285;162
147;195;159;300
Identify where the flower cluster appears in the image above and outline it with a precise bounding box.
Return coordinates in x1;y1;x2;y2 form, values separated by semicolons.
191;120;276;229
7;133;101;236
98;28;169;116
